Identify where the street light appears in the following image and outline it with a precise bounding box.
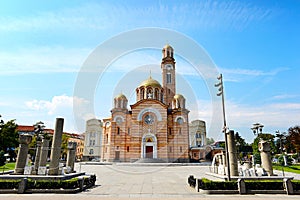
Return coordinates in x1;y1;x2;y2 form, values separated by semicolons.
251;123;264;136
275;130;287;177
215;73;231;181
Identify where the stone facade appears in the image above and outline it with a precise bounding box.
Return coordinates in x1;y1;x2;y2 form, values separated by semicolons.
83;119;103;161
100;44;190;162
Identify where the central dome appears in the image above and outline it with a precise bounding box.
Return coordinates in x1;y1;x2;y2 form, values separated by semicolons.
139;77;162;88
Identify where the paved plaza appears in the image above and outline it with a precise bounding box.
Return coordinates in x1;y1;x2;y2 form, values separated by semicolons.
1;163;300;200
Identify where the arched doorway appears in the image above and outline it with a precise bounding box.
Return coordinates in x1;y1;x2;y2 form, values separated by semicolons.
141;133;157;159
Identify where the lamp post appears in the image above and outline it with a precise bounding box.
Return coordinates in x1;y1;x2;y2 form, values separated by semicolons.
275;130;286;177
215;74;231;181
251;123;264;136
251;123;264;167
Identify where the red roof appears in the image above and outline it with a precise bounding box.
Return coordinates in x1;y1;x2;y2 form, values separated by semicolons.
17;125;34;132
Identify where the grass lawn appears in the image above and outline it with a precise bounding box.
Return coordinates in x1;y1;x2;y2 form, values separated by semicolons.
273;164;300;174
0;162;15;172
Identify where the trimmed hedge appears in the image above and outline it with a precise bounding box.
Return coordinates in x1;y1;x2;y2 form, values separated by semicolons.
0;174;96;191
244;180;284;190
292;180;300;191
26;178;80;189
199;178;238;190
0;179;20;189
197;178;300;191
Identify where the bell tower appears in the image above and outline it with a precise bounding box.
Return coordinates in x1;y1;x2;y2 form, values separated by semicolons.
161;44;176;108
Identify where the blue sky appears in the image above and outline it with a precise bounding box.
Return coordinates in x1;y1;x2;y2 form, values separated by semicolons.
0;0;299;143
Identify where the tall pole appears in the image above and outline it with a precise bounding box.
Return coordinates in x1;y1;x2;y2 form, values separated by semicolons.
215;74;231;181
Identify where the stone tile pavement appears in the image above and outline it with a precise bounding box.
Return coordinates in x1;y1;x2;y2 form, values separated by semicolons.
0;163;299;200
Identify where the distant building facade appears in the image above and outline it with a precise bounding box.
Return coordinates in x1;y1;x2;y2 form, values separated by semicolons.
82;119;103;161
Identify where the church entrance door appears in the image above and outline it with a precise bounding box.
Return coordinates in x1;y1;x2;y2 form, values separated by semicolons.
146;146;153;158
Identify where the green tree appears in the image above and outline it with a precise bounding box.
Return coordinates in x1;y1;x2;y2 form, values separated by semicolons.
61;134;70;160
206;137;215;145
0;150;6;167
0;116;18;161
287;125;300;160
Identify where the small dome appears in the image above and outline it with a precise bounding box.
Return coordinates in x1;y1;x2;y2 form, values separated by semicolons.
114;93;127;100
174;94;185;99
164;44;173;50
139;77;162;88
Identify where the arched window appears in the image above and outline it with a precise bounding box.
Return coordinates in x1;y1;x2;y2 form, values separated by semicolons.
141;88;145;99
155;89;159;100
167;73;171;84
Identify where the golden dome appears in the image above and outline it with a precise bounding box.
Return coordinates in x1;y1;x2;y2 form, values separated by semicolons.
174;94;185;99
139;77;162;88
164;44;173;50
114;93;127;100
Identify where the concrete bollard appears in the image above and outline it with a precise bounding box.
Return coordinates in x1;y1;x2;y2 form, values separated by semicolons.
284;178;294;195
17;178;28;194
238;178;246;194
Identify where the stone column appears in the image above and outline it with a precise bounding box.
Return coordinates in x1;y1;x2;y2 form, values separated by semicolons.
66;142;77;173
258;139;274;176
14;134;32;175
227;130;239;176
39;138;50;167
48;118;64;175
32;139;42;175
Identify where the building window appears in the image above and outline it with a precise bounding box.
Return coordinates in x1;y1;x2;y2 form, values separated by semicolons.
167;73;171;84
128;128;130;135
177;117;184;125
180;146;182;153
89;149;94;155
127;146;129;152
178;128;182;135
117;127;120;135
106;134;108;143
144;114;154;125
168;128;172;135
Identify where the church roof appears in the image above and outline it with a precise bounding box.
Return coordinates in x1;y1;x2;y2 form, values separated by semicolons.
139;76;162;88
114;93;127;100
174;94;185;99
164;44;173;50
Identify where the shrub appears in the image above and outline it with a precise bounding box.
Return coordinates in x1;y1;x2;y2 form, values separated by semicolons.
27;178;79;189
245;180;284;190
0;179;20;189
199;178;237;190
292;180;300;191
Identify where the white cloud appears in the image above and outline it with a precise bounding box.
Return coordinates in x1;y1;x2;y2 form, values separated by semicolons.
219;67;290;82
272;94;300;100
188;99;300;142
0;46;91;75
25;94;90;115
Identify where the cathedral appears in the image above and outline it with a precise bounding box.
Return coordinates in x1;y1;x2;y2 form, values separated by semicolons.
100;44;190;162
84;45;195;162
